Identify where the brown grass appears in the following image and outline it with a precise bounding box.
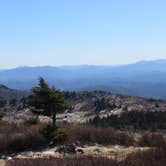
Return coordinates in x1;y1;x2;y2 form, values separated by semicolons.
120;148;166;166
6;148;166;166
0;122;47;154
1;122;166;166
66;126;134;146
138;133;166;148
1;122;166;158
6;156;117;166
0;123;135;155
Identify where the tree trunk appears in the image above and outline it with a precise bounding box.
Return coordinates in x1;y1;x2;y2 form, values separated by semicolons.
52;112;56;129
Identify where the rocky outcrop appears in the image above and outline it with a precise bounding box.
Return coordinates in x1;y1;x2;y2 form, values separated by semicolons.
56;144;76;154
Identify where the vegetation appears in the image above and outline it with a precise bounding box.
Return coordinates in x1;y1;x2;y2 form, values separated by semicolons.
89;111;166;130
29;77;68;129
6;156;120;166
138;133;166;147
94;98;116;112
41;125;68;144
1;121;166;165
6;147;166;166
0;122;47;154
67;126;134;146
24;117;39;125
9;99;17;107
1;82;166;165
0;99;7;108
0;123;135;154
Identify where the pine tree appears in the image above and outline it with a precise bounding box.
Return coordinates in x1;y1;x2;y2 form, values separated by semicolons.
30;77;68;128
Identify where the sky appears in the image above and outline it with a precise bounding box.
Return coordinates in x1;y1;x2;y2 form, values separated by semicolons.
0;0;166;68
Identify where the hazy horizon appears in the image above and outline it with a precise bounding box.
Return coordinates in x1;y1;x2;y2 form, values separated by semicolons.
0;58;166;70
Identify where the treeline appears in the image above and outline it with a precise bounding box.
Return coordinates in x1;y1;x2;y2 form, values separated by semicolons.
0;97;29;108
89;111;166;130
94;98;116;112
0;99;18;108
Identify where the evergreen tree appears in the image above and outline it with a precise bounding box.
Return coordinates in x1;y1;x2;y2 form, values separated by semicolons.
0;100;7;108
30;77;68;128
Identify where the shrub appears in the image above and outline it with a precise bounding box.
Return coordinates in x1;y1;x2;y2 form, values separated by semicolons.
53;127;68;143
41;124;68;144
0;100;7;108
24;117;39;125
66;126;134;146
138;133;166;148
9;99;17;106
0;122;47;154
121;148;166;166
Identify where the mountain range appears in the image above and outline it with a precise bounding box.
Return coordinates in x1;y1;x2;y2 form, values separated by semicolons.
0;85;29;100
0;59;166;99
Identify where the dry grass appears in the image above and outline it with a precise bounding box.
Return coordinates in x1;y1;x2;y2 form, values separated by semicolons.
138;133;166;148
0;122;47;154
66;126;134;146
0;123;135;155
6;148;166;166
1;122;166;160
120;148;166;166
1;122;166;166
6;156;118;166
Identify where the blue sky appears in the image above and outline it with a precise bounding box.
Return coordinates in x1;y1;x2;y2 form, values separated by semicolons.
0;0;166;68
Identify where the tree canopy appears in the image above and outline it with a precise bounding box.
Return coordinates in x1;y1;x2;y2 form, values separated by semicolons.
30;77;68;128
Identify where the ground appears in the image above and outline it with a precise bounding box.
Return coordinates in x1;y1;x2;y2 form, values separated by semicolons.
1;144;151;165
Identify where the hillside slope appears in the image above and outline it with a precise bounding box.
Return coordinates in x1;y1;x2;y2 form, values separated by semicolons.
0;85;29;100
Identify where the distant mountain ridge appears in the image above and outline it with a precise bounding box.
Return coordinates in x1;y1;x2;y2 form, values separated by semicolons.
0;84;29;100
0;59;166;99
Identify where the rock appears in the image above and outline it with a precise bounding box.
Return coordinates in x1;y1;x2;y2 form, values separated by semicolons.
93;148;101;153
108;150;116;155
93;148;102;156
57;144;76;154
7;156;12;160
77;148;84;154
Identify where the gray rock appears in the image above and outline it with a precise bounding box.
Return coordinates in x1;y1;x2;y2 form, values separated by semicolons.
57;144;76;154
77;148;84;154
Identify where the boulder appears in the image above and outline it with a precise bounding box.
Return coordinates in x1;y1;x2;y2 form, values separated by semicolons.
76;148;84;154
57;144;76;154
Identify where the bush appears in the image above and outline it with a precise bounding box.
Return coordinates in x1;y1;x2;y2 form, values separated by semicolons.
24;117;39;125
53;127;68;143
0;100;7;108
138;133;166;148
41;124;68;144
9;99;17;106
67;126;134;146
0;122;47;154
121;148;166;166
